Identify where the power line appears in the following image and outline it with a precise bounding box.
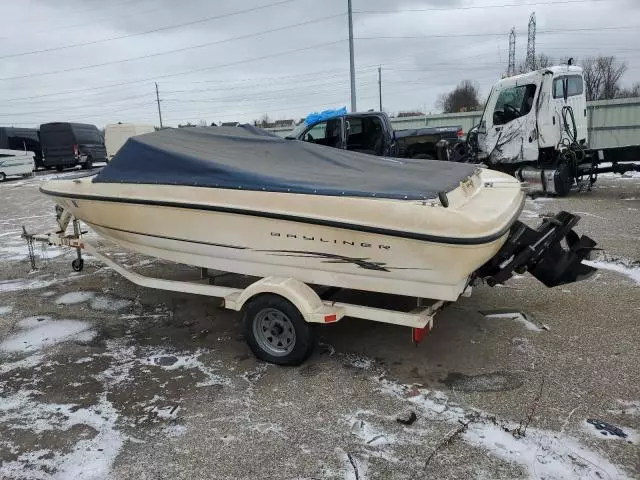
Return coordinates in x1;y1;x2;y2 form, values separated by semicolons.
0;94;156;118
0;39;347;102
0;14;345;82
354;0;610;14
0;0;173;40
354;25;640;41
0;0;301;60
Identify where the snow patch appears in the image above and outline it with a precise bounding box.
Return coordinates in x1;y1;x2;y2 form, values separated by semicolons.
0;316;95;354
90;295;132;312
610;400;640;417
585;260;640;285
55;291;96;305
346;411;396;447
0;353;45;375
482;312;545;332
0;305;13;315
241;363;268;383
582;420;639;443
148;404;180;420
377;380;632;479
162;424;187;438
139;349;229;387
344;354;375;369
93;340;229;389
0;244;66;261
0;277;57;293
0;391;125;479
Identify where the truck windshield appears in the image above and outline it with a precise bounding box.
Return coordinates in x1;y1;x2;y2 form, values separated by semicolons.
493;84;537;126
285;122;308;139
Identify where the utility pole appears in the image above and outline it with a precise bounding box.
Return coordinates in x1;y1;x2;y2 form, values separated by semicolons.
508;27;516;77
347;0;357;112
378;65;382;111
155;82;163;128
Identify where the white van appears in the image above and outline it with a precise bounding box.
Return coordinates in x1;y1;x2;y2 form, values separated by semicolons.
0;149;35;181
105;123;155;160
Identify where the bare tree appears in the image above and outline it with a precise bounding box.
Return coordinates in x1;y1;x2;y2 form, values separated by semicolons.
599;56;627;99
537;53;553;69
437;80;481;113
198;119;208;127
582;56;602;101
617;82;640;99
259;113;271;128
516;53;554;74
582;56;628;100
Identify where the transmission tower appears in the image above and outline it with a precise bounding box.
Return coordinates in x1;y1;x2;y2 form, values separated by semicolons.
526;12;537;71
508;27;516;76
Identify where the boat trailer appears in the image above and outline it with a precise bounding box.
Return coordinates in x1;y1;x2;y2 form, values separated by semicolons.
23;215;449;366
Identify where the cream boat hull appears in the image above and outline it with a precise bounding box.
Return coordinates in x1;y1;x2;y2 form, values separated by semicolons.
41;169;525;301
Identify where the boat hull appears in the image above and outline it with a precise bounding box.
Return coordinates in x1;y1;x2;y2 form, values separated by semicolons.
40;170;524;301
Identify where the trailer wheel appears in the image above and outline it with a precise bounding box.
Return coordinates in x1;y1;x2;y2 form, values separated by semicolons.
412;153;435;160
0;172;6;182
243;294;314;366
71;258;84;272
56;166;64;172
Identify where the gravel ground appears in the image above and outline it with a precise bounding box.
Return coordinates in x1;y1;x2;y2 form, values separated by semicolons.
0;171;639;479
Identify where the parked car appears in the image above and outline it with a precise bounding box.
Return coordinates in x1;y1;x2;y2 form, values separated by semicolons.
0;127;43;168
105;123;155;160
39;122;107;171
0;148;35;181
287;109;463;160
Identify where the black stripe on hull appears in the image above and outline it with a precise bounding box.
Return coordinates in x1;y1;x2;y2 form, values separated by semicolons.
41;187;524;246
89;221;247;250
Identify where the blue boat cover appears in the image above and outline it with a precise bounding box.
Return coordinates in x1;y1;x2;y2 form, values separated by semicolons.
304;107;347;126
93;125;477;200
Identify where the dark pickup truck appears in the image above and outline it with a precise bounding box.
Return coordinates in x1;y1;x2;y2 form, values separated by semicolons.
286;110;462;160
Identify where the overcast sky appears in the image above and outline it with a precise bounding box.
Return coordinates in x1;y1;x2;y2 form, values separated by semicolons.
1;0;639;128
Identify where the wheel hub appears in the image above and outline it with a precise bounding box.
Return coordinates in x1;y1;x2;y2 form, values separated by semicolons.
253;308;296;357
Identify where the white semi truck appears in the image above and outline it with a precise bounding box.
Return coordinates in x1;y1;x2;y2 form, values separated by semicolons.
454;64;640;195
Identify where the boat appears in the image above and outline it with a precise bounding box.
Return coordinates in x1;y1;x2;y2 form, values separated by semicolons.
39;125;596;302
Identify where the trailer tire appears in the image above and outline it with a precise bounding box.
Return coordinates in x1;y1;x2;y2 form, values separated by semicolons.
0;172;6;182
56;166;64;172
243;294;314;366
412;153;435;160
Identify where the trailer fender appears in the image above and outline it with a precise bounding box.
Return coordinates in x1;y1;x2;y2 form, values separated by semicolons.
224;276;346;324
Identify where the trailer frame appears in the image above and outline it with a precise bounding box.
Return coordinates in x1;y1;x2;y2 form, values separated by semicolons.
23;221;448;365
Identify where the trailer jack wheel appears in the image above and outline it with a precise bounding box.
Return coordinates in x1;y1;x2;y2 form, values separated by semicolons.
71;258;84;272
243;294;314;366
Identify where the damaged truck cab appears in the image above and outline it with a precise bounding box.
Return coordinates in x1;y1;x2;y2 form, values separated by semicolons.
476;65;589;195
